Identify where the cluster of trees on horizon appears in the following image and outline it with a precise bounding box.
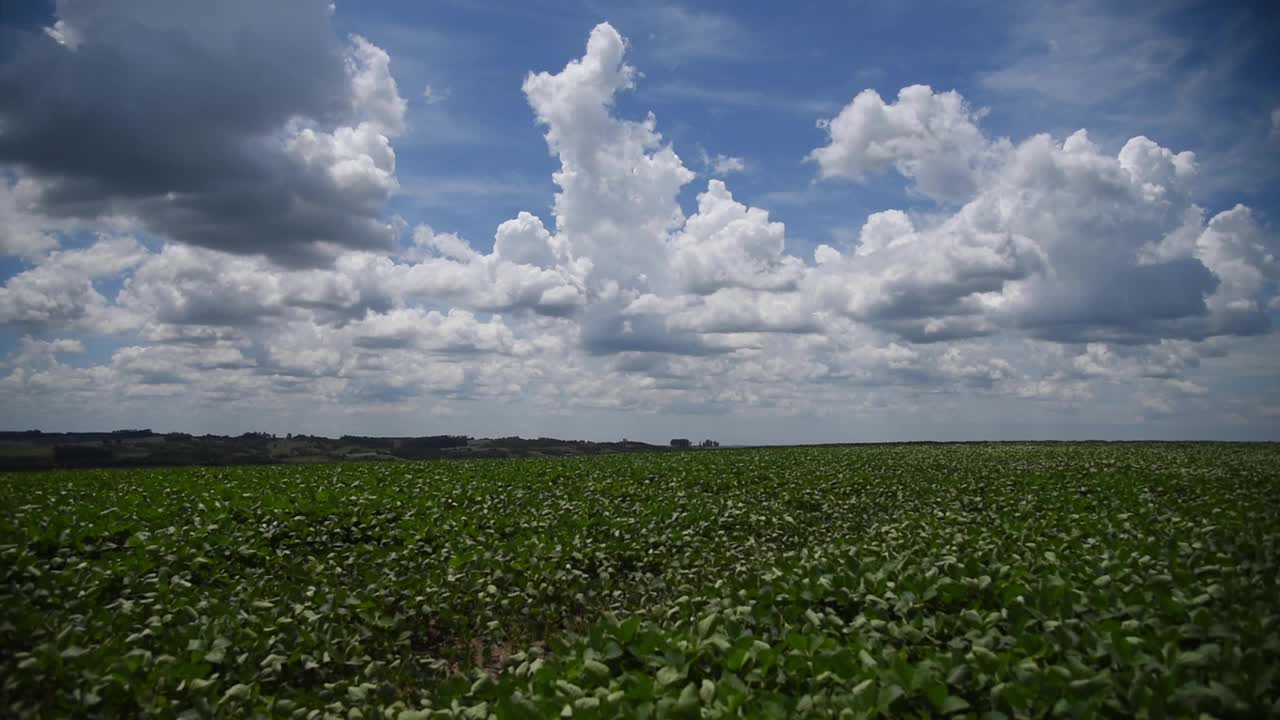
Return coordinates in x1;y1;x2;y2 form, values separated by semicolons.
3;430;728;448
670;438;720;449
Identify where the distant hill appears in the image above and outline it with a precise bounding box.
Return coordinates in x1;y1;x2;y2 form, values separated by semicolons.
0;430;676;472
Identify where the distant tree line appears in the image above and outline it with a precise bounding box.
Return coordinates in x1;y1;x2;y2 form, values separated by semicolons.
0;431;674;472
670;439;719;449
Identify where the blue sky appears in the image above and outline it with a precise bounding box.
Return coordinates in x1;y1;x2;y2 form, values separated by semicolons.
344;0;1280;248
1;0;1278;442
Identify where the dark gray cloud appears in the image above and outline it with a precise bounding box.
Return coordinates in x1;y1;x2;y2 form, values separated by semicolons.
0;0;398;266
580;302;731;357
1018;259;1219;344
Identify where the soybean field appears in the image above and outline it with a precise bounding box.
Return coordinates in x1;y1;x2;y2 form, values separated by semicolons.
2;443;1278;718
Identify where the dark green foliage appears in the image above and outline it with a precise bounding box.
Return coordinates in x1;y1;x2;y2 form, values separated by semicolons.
51;444;116;466
0;432;669;471
1;443;1277;718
